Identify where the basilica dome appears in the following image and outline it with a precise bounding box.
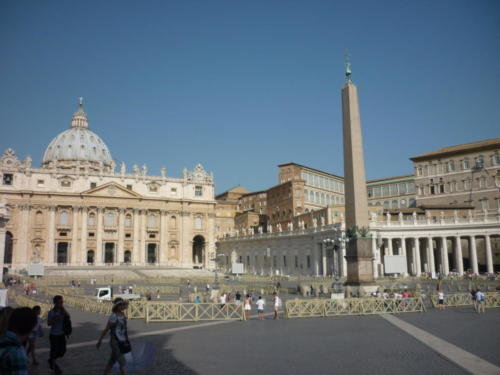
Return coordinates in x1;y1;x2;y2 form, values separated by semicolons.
42;99;113;171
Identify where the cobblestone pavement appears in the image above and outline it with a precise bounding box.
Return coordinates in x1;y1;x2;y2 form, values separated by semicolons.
26;306;500;375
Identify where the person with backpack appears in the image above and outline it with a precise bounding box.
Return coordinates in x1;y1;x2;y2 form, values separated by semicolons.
475;289;485;313
48;295;71;374
96;298;131;375
0;307;37;375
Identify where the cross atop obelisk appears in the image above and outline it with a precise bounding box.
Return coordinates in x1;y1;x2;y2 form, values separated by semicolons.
341;57;375;293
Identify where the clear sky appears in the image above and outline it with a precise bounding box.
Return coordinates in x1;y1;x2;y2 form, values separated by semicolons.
1;0;499;194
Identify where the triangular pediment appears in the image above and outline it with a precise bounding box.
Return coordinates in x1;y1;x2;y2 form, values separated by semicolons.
82;182;142;198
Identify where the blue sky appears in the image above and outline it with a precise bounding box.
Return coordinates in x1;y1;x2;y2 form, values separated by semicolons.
1;0;499;194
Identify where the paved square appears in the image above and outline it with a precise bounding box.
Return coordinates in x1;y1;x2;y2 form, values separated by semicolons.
27;306;500;375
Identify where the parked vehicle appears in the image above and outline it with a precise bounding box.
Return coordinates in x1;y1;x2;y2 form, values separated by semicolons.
95;287;141;302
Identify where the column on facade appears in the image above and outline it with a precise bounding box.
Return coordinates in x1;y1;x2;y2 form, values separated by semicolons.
341;241;347;277
321;243;327;276
159;210;167;265
485;235;493;274
414;238;421;277
469;235;478;275
312;244;319;276
401;237;408;275
371;236;378;279
387;238;393;256
47;206;56;265
17;205;30;266
440;237;449;275
454;236;464;275
140;210;147;265
0;227;6;280
80;207;88;265
70;207;79;265
96;207;103;265
427;237;435;277
132;209;140;265
117;208;125;265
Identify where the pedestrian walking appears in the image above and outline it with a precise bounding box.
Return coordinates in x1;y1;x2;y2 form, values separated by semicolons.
244;294;252;319
48;295;70;374
475;289;485;313
0;307;38;375
96;298;131;375
256;296;265;320
437;290;445;310
235;291;241;305
273;293;282;320
471;289;478;312
219;292;227;308
27;305;44;365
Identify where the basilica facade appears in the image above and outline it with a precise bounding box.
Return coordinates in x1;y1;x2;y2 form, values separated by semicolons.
0;100;217;274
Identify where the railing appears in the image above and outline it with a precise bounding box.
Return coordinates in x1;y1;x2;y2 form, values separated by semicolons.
430;292;500;308
8;290;52;319
285;297;426;319
145;302;245;322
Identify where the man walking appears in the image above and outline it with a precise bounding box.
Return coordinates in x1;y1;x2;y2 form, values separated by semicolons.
475;289;485;313
48;295;70;374
256;296;265;320
273;293;282;320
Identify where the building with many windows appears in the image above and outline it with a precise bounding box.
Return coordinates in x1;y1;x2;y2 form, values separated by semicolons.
0;100;217;274
367;174;416;211
411;138;500;211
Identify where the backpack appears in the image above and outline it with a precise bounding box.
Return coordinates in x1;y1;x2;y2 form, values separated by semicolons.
63;314;72;336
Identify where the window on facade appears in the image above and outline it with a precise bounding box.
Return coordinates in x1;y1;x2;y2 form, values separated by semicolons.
367;188;373;198
383;201;390;209
307;255;311;268
494;154;500;165
461;159;470;170
125;214;132;227
149;184;158;192
35;211;43;225
126;184;133;190
2;173;13;185
295;255;299;269
169;216;177;228
60;180;71;188
195;186;202;196
88;232;95;237
389;184;398;196
88;213;96;226
105;212;114;227
37;179;44;187
391;200;398;209
283;256;287;267
400;199;407;208
407;183;416;193
416;167;422;176
480;199;488;210
90;182;97;189
125;233;131;238
439;184;445;194
382;186;389;196
475;156;484;169
430;185;435;195
399;183;407;194
147;214;157;228
372;187;380;197
194;216;202;230
447;160;455;172
59;211;69;225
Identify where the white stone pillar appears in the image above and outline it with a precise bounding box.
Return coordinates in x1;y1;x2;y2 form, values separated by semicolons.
454;236;463;275
80;207;87;266
401;238;407;256
427;237;435;278
485;234;493;274
414;238;421;277
470;235;478;275
387;238;393;256
341;241;347;277
70;207;79;265
321;243;327;276
441;237;449;275
132;209;140;265
140;210;147;265
371;236;378;279
47;206;56;265
118;208;125;265
96;208;103;265
0;227;6;281
159;210;167;265
17;204;30;267
313;244;320;276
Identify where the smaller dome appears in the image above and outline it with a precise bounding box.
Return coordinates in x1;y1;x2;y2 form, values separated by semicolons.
42;99;113;170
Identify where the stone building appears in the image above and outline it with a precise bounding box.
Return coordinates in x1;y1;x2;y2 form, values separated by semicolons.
411;138;500;211
0;100;217;273
215;185;249;240
367;174;416;212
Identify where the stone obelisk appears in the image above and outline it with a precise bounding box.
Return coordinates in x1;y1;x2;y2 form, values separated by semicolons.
341;59;375;294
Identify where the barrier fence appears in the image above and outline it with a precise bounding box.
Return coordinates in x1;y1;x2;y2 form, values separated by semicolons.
145;302;245;322
285;297;426;319
430;292;500;308
7;290;52;319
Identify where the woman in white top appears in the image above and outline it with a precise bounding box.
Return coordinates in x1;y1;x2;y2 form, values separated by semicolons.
244;294;252;319
437;290;445;310
256;297;265;320
273;293;282;320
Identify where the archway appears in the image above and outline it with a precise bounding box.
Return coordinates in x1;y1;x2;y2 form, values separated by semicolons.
124;250;131;264
4;231;13;264
104;243;115;264
57;242;68;264
87;250;95;265
192;235;205;267
147;244;157;264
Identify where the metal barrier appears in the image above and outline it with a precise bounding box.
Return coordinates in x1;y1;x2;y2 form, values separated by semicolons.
7;291;52;319
285;297;426;319
145;302;245;322
430;292;500;308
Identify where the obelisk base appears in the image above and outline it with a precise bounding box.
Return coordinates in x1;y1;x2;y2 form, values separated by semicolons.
344;238;378;297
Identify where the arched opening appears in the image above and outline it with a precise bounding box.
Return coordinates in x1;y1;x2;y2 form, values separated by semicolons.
87;250;95;265
147;244;157;264
104;243;115;264
4;231;13;264
57;242;68;264
192;235;205;268
124;250;131;264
